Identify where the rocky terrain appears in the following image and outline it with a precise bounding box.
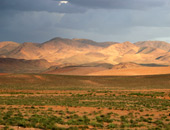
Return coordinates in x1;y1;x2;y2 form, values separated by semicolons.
1;38;170;74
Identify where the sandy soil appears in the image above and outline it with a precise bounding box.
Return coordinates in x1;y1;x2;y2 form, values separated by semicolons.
45;66;107;75
89;66;170;76
0;73;9;75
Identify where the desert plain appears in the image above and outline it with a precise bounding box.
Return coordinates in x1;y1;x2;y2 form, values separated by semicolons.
0;38;170;129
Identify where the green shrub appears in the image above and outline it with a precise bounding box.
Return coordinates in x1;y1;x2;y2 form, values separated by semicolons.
91;121;103;128
108;123;117;128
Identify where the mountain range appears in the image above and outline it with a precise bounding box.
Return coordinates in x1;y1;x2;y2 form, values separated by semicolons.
1;37;170;74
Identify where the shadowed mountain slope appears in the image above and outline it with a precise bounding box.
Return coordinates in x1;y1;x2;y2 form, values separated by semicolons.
112;62;142;69
0;58;51;73
72;38;117;47
0;41;20;55
135;41;170;52
1;37;170;69
44;66;107;75
3;42;41;60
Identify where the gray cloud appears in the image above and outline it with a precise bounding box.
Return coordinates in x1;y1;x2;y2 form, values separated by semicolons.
1;0;170;43
0;0;86;13
0;0;169;13
65;0;168;10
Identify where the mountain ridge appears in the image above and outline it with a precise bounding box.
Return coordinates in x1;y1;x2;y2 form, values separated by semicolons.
1;37;170;66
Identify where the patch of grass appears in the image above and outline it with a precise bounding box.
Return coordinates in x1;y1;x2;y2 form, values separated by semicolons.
0;73;170;90
0;73;170;129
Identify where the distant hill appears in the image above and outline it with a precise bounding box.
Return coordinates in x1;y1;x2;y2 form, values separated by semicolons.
134;41;170;52
44;66;107;75
72;38;117;47
1;37;170;74
89;62;170;76
2;42;41;60
0;58;51;73
112;62;142;69
44;62;113;75
0;41;20;55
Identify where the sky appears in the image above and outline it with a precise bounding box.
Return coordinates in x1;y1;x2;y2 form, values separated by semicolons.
1;0;170;43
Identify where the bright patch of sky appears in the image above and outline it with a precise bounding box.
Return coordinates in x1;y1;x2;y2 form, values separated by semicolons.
58;1;68;6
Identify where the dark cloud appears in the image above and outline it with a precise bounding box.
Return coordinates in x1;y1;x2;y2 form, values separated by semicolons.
0;0;168;14
0;0;86;13
66;0;167;10
0;0;170;43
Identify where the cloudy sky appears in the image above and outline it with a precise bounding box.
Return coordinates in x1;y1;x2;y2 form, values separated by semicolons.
1;0;170;43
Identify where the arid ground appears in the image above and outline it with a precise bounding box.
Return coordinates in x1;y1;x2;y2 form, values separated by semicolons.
0;73;170;130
